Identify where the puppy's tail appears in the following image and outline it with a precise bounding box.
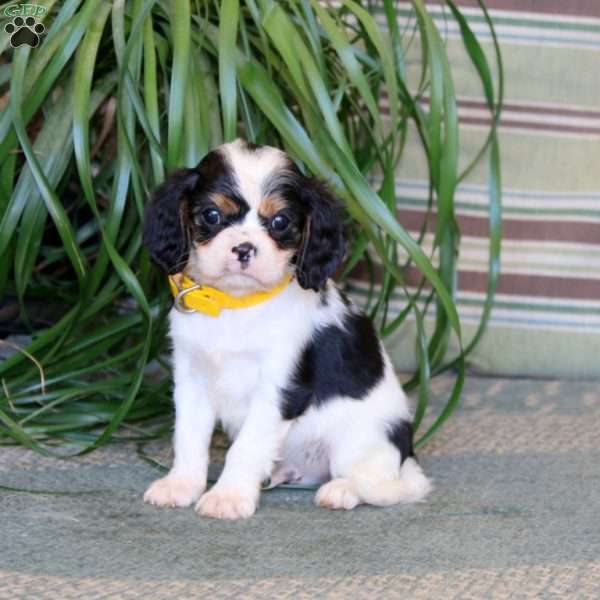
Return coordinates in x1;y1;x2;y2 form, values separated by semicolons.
353;457;432;507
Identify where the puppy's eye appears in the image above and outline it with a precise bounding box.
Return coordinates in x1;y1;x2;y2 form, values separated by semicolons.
201;207;221;226
271;214;290;232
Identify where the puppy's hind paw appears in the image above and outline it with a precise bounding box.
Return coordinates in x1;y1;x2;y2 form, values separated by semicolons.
315;478;361;510
144;475;205;508
195;486;258;520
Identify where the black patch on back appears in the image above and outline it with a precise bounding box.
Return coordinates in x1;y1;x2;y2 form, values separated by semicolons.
281;312;384;420
387;420;415;464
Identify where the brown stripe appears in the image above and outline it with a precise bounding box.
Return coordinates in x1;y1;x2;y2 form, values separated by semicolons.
425;0;600;18
379;105;600;135
465;270;600;300
350;263;600;300
399;209;600;245
381;93;600;120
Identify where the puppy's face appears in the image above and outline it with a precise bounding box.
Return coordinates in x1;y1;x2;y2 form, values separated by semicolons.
186;143;305;292
144;139;346;293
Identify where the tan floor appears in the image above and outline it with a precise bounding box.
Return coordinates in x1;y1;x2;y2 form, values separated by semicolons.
1;375;599;599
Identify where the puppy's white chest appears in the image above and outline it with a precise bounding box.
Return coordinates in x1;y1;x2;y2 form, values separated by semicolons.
169;287;320;434
170;310;276;432
203;352;271;439
211;352;260;405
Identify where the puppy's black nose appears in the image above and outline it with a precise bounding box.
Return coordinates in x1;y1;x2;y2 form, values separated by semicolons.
232;242;256;264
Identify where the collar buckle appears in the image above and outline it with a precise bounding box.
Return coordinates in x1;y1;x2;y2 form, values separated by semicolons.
173;283;202;314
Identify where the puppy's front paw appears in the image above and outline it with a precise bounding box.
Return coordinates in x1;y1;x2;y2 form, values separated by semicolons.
144;475;205;508
195;486;258;520
315;478;361;510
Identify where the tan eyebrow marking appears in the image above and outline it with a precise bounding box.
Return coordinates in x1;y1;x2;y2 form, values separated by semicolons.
210;193;239;215
259;195;287;219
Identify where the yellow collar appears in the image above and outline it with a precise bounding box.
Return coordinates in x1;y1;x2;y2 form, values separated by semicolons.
169;273;293;317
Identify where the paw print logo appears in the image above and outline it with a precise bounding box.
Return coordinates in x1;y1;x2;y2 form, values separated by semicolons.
4;16;45;48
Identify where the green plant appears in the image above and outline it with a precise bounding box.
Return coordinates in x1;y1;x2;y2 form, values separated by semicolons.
0;0;502;455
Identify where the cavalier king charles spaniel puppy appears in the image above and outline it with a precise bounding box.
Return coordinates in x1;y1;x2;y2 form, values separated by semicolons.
142;139;431;519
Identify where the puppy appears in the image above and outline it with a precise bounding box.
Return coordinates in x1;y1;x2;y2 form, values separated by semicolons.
142;139;431;519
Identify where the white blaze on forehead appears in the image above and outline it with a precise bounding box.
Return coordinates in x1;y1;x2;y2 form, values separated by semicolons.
221;139;289;211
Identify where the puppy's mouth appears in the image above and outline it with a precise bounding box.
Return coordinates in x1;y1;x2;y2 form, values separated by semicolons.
211;268;271;292
224;263;258;278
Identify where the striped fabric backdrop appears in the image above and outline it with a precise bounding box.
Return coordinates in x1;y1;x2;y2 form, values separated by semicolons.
347;0;600;377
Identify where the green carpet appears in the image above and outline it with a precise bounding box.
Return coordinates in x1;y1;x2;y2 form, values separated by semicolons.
1;376;599;598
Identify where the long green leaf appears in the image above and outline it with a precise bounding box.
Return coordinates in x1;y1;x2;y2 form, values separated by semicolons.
219;0;240;141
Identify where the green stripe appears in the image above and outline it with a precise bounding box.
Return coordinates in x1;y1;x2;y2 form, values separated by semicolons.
347;283;600;316
397;196;600;219
390;235;600;257
458;296;600;316
385;7;600;35
390;256;600;277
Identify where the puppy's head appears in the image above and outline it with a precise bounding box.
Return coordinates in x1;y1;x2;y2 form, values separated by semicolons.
143;139;346;293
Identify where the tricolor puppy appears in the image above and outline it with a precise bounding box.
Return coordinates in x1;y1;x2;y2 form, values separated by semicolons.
143;139;431;519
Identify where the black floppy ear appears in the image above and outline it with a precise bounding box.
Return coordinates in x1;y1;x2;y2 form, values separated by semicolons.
143;168;199;274
296;178;346;291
